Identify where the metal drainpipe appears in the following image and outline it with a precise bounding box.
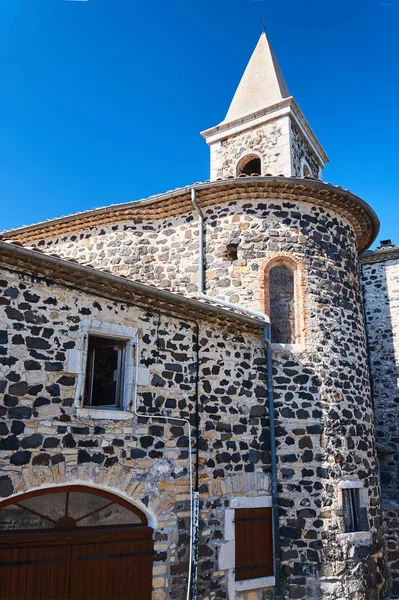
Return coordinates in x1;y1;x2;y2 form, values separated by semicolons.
132;334;199;600
190;189;270;322
264;324;282;598
190;188;281;598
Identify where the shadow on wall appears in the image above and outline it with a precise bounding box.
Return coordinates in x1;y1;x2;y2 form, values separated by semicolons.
271;343;384;600
361;258;399;596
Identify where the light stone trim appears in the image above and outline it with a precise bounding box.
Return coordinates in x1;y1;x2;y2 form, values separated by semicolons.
76;408;134;420
235;576;275;593
2;178;379;252
336;531;372;545
270;343;304;353
338;479;364;489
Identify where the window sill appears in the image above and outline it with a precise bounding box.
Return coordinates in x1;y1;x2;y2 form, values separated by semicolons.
235;576;275;592
270;343;304;353
76;408;134;420
337;531;371;545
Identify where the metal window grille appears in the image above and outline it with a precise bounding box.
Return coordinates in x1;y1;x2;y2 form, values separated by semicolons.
342;488;361;532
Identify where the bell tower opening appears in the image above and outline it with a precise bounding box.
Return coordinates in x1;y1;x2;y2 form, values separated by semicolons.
237;154;262;176
201;32;328;181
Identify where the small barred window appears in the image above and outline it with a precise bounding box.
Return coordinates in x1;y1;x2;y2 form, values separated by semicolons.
269;265;295;344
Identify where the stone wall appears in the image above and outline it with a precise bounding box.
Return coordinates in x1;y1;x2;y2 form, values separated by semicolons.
361;256;399;501
216;117;292;178
0;264;274;600
6;191;387;599
383;501;399;596
208;117;321;180
290;121;320;178
361;254;399;596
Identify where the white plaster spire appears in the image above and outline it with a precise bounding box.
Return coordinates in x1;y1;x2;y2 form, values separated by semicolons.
201;31;329;181
224;32;290;123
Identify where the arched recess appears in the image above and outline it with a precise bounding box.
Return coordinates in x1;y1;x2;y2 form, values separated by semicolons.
300;158;313;178
261;253;306;346
0;486;154;600
236;153;262;176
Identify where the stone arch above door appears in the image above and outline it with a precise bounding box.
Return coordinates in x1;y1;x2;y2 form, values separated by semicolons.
0;485;148;531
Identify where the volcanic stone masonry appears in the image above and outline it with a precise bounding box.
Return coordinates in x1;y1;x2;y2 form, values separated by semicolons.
361;250;399;597
0;182;387;599
0;28;395;600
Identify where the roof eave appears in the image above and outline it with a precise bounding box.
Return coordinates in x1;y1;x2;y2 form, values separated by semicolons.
0;240;265;331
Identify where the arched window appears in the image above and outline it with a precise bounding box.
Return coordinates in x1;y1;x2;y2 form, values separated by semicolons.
237;154;262;176
269;265;295;343
261;254;306;347
0;486;148;530
301;159;312;178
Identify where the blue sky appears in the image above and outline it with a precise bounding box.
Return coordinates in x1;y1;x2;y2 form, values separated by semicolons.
0;0;398;248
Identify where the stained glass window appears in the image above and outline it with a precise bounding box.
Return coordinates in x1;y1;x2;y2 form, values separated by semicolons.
269;265;295;344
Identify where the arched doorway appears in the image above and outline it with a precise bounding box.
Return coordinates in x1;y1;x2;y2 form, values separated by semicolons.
0;486;153;600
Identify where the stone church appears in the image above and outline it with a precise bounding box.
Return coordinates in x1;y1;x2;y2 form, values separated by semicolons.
0;32;398;600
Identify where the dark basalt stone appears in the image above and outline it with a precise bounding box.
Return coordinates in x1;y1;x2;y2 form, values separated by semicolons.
46;384;60;397
51;454;65;465
3;395;18;407
8;381;28;396
63;434;76;448
0;435;20;450
32;453;50;466
10;450;31;466
43;437;60;449
130;448;146;459
24;360;41;370
0;422;9;436
26;337;51;350
33;397;50;408
21;434;43;449
45;362;63;371
8;406;32;420
57;376;75;386
0;475;14;498
5;307;24;321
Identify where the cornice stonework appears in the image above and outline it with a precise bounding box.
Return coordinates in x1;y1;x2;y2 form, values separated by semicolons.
1;177;379;252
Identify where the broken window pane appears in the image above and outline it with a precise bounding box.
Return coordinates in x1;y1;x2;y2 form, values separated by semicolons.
269;265;295;344
84;335;125;408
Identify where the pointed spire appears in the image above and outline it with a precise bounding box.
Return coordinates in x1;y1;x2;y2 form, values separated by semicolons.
224;32;291;123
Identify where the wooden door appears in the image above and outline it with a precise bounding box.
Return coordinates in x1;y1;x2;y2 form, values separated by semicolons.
0;527;154;600
0;545;69;600
69;536;153;599
234;507;274;581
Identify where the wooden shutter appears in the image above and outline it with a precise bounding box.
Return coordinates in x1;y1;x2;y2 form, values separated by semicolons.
234;507;273;581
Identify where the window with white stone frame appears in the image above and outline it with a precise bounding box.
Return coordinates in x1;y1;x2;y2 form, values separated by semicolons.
84;335;127;409
219;496;275;597
68;320;137;418
338;481;369;535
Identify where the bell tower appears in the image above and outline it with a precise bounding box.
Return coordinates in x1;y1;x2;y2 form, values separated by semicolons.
201;33;329;180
